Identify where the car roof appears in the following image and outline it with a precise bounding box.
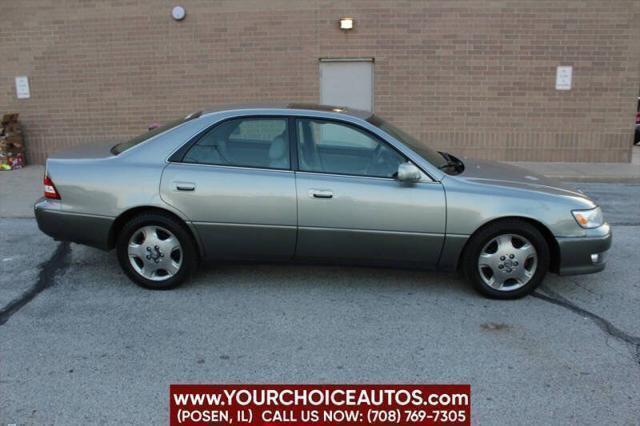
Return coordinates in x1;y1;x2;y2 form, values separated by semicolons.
200;102;373;120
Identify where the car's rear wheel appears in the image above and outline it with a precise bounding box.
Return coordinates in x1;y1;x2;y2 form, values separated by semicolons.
462;220;549;299
116;212;197;289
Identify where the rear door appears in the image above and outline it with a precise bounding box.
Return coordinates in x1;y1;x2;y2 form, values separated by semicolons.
293;118;446;266
160;116;297;260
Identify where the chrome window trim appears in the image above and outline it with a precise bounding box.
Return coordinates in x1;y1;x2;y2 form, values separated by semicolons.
165;161;295;175
162;109;444;182
294;170;436;185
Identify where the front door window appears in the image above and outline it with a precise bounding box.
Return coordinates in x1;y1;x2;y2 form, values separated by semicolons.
296;119;405;178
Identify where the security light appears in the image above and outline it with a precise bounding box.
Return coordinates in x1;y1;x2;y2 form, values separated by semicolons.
339;17;354;30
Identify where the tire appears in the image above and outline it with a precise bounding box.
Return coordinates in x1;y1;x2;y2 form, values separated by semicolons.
116;212;198;290
462;219;550;299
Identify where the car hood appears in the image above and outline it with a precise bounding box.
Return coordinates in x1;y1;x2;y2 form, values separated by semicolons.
455;158;591;200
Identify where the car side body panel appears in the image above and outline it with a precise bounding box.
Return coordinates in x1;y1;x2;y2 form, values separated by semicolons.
437;175;606;272
160;163;297;260
39;118;212;250
295;172;446;266
443;176;595;239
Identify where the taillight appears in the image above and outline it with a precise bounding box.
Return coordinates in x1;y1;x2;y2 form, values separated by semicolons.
44;175;61;199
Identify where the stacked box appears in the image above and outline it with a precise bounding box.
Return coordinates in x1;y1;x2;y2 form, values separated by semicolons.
0;113;26;170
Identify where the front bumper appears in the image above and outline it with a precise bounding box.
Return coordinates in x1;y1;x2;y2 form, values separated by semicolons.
34;198;114;250
556;223;612;275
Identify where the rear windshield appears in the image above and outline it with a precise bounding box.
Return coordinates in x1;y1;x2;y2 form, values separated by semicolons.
111;113;200;155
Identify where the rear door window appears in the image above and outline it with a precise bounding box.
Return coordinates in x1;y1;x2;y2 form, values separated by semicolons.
183;118;290;170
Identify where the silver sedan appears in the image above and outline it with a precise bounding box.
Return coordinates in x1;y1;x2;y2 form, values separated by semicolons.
35;104;611;298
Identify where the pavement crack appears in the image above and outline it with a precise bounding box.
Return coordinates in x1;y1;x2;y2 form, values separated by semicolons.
532;288;640;366
568;279;602;298
0;242;71;326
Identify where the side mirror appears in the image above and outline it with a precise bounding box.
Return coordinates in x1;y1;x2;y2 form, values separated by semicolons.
396;162;422;183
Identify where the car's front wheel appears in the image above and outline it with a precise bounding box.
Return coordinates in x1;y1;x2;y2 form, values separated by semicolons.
462;220;550;299
116;212;198;289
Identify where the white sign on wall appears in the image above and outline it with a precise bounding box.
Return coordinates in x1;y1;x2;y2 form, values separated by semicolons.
15;76;30;99
555;66;572;90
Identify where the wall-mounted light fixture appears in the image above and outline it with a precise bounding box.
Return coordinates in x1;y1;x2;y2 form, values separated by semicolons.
171;6;186;21
339;17;354;31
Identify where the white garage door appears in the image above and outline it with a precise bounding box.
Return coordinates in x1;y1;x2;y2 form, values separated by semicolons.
319;59;374;112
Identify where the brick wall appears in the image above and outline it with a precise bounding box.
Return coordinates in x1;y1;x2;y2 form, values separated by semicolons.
1;0;638;164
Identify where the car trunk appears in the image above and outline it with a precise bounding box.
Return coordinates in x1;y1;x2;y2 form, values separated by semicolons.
47;140;117;160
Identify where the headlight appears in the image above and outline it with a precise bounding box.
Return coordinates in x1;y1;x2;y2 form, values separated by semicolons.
572;207;603;229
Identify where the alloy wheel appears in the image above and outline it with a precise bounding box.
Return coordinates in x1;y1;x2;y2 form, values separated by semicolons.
127;225;183;281
477;233;538;291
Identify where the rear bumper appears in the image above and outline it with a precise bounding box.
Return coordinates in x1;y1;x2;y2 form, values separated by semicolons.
556;224;612;275
34;198;113;250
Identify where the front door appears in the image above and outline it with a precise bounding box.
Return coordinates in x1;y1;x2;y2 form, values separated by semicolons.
160;116;297;260
293;118;446;266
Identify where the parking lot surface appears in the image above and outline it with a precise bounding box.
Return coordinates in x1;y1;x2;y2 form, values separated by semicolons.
1;182;639;424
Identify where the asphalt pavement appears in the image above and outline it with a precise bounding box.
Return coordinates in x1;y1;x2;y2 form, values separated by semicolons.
0;182;639;425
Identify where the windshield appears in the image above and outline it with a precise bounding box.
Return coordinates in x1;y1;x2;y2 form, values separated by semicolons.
367;115;448;169
111;112;200;155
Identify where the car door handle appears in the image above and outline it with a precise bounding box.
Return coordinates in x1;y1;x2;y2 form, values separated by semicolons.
175;182;196;191
309;189;333;199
